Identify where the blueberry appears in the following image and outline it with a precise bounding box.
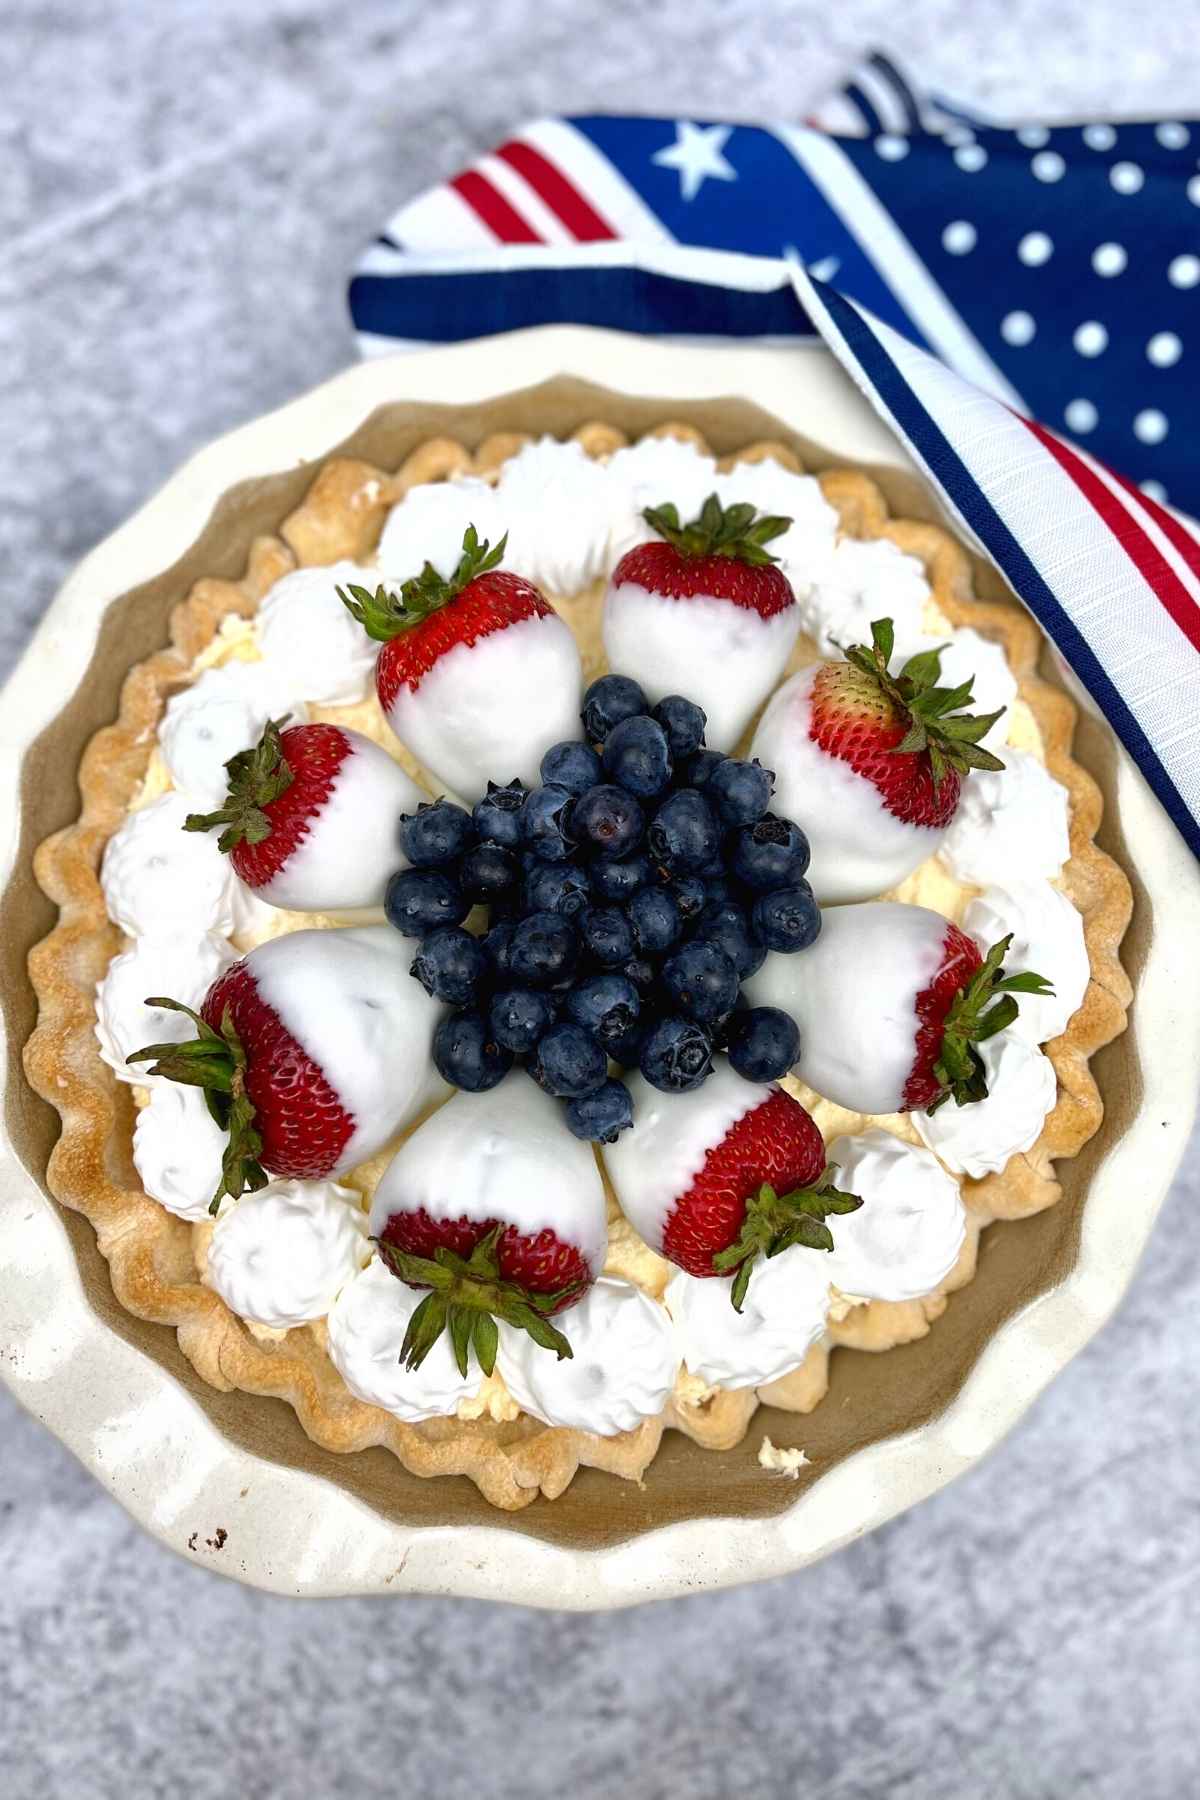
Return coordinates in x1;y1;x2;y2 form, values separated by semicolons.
565;973;641;1048
660;941;739;1026
681;748;725;791
459;842;519;903
639;1017;714;1093
581;673;648;744
666;873;707;923
397;799;474;867
606;1016;646;1067
385;868;468;937
621;956;657;992
433;1011;513;1092
540;739;602;796
602;715;672;799
652;695;707;758
573;785;644;859
693;902;766;980
531;1022;608;1099
647;790;720;873
590;852;650;902
729;814;812;890
473;779;527;849
751;882;822;953
482;918;516;979
579;905;634;968
726;1006;801;1082
565;1079;635;1143
702;872;733;909
520;783;575;861
507;910;578;987
524;859;591;918
489;987;557;1055
707;757;774;826
627;886;681;956
409;926;486;1005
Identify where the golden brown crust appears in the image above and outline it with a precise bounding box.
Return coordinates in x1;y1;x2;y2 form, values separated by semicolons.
24;426;1132;1510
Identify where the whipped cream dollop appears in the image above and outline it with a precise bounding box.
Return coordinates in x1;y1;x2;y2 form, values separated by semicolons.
494;437;614;592
95;931;236;1083
101;792;242;938
256;562;380;706
377;478;504;585
132;1081;230;1220
665;1247;831;1390
712;455;838;598
497;1277;679;1436
822;1129;966;1302
963;880;1090;1043
915;1034;1057;1177
939;751;1071;886
327;1255;482;1420
159;662;304;811
606;436;720;567
206;1180;368;1328
798;535;931;660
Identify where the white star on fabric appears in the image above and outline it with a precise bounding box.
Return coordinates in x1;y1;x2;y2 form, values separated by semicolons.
652;122;737;202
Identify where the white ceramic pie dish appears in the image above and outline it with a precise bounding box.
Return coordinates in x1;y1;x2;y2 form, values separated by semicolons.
1;327;1197;1606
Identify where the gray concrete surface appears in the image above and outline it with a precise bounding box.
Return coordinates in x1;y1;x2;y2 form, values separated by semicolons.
2;3;1198;1795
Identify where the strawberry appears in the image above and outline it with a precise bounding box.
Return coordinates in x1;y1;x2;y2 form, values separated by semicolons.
338;526;581;800
746;900;1053;1116
126;926;445;1210
184;718;422;913
752;617;1007;902
605;1064;860;1310
368;1078;608;1374
603;493;801;750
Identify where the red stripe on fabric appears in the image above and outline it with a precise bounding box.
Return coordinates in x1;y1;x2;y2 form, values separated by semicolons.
494;140;617;240
1103;461;1200;589
449;170;543;243
1019;417;1200;657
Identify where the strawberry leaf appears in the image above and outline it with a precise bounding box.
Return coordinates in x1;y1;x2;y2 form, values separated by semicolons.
711;1171;863;1310
642;491;792;565
184;717;295;855
338;524;507;644
127;998;266;1210
839;619;1011;792
929;934;1055;1109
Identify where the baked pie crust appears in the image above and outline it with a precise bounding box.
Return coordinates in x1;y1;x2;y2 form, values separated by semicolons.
24;423;1133;1511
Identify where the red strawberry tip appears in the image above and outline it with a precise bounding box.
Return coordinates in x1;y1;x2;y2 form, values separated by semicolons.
183;715;295;855
126;996;269;1212
839;617;1008;792
642;491;791;568
337;523;509;645
375;1224;580;1376
928;933;1055;1113
711;1170;863;1312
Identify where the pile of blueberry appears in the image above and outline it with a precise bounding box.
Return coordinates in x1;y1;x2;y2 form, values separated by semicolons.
384;675;821;1141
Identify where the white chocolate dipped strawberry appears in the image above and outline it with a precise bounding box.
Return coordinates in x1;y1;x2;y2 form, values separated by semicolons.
744;901;1052;1116
602;494;802;752
127;925;446;1209
749;618;1007;903
185;718;423;914
368;1075;608;1377
339;527;582;800
604;1063;859;1310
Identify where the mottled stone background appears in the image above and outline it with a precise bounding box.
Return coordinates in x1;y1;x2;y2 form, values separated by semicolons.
2;3;1198;1795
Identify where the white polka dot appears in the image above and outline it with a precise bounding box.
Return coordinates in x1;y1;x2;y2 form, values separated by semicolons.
1168;254;1200;288
1000;310;1036;346
1083;124;1116;151
942;220;977;254
875;135;909;161
1156;123;1190;149
1188;175;1200;206
1018;230;1054;266
1133;409;1169;444
1093;242;1128;277
954;144;988;172
943;125;975;148
1018;126;1050;148
1073;321;1108;357
1140;480;1168;503
1032;151;1066;182
1147;331;1183;367
1064;399;1098;434
1110;161;1144;194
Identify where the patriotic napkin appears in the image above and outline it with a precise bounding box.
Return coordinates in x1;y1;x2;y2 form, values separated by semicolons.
348;55;1200;859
